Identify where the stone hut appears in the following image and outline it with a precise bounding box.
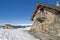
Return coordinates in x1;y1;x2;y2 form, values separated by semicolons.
4;24;13;29
30;2;60;40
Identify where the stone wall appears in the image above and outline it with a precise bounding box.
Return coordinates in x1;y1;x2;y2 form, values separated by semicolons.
30;10;60;40
3;24;13;29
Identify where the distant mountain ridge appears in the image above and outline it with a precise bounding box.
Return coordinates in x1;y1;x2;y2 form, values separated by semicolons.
0;24;32;29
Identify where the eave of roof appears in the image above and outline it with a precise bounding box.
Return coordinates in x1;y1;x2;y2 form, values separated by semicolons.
31;2;60;21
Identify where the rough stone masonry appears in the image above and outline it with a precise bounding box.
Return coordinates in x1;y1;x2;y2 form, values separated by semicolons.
30;3;60;40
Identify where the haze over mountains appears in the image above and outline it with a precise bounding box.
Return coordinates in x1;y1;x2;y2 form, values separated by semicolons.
0;24;32;29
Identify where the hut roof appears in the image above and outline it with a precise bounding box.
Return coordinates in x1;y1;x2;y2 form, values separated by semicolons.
31;2;60;21
5;24;12;26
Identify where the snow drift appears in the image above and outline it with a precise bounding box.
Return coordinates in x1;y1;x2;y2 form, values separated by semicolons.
0;28;39;40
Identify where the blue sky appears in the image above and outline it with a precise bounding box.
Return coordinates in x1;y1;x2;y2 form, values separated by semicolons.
0;0;60;25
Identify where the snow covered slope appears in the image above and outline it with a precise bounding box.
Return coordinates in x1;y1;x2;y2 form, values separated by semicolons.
0;29;39;40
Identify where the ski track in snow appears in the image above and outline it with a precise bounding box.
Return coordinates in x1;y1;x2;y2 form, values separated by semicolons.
0;29;39;40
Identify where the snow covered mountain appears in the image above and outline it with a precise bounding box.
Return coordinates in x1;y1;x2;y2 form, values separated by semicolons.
0;24;32;29
13;24;32;29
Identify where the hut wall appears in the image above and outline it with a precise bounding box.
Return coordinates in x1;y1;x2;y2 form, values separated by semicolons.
30;9;56;32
